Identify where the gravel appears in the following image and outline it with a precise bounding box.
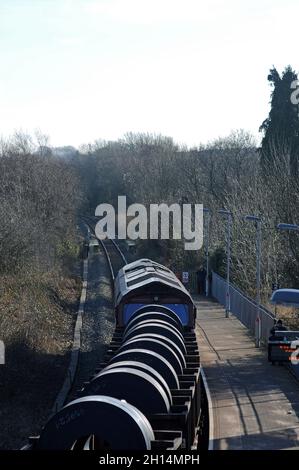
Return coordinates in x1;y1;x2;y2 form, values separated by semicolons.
67;245;115;401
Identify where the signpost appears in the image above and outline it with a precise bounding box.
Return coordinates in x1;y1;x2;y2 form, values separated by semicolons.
182;271;189;285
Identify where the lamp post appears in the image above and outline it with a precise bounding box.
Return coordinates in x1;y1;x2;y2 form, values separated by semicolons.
203;208;210;296
245;215;262;348
218;210;232;318
277;223;299;232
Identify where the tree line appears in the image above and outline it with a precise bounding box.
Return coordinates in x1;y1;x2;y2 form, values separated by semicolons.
0;131;81;275
73;66;299;303
1;65;298;305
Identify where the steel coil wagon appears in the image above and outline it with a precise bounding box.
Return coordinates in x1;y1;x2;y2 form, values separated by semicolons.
26;259;205;450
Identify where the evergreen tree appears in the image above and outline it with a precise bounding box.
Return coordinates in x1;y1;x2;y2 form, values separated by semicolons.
259;66;299;175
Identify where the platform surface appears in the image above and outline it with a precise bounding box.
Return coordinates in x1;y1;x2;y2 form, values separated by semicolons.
194;296;299;450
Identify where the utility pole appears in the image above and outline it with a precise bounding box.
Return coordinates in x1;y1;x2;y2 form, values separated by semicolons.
219;210;232;318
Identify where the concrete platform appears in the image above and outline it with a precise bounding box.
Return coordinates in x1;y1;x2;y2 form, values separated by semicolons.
194;296;299;450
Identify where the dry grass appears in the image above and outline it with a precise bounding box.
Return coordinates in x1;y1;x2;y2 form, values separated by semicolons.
0;270;81;353
0;268;81;449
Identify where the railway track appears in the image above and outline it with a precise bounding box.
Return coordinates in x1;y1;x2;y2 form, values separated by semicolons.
53;214;129;406
99;238;127;281
61;216;129;402
38;216;128;431
82;215;128;281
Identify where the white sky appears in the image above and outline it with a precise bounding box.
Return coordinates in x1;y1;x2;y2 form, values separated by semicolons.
0;0;298;148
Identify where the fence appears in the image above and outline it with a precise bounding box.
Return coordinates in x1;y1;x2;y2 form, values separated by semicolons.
211;272;299;380
211;272;275;345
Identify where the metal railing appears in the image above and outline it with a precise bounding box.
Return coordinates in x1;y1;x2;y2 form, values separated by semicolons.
211;272;275;345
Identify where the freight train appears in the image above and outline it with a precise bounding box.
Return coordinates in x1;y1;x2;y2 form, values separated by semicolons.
28;259;206;450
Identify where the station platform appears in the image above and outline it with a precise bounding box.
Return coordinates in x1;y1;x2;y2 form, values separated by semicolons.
194;296;299;450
